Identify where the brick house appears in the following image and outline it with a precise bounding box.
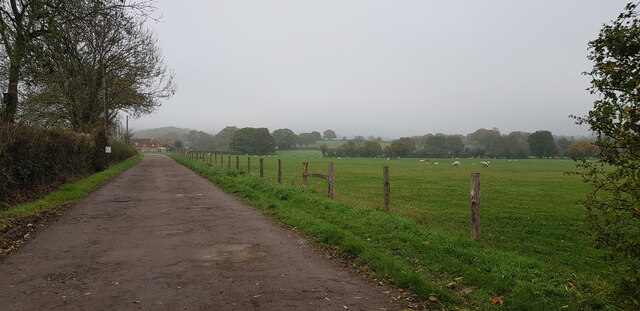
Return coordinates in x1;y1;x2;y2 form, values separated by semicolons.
130;138;168;152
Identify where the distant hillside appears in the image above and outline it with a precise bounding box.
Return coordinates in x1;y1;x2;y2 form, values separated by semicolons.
133;126;191;139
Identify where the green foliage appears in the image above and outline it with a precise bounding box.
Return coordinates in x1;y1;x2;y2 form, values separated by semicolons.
186;130;217;150
527;130;557;158
109;141;138;163
384;137;415;157
297;132;319;146
318;143;329;157
271;128;297;150
212;126;239;150
0;124;137;206
567;141;599;158
329;140;383;157
229;127;276;155
575;2;640;301
322;129;337;140
174;140;184;149
415;134;465;158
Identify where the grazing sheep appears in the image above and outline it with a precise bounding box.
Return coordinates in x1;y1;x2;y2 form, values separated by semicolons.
419;159;430;164
434;162;439;165
481;161;489;167
451;161;461;167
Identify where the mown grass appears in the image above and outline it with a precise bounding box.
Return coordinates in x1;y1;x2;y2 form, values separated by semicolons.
174;153;630;310
0;155;142;231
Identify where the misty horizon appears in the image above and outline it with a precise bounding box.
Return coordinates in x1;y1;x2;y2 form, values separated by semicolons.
129;1;631;139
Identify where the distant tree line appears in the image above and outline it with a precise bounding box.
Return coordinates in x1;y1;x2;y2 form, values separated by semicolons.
164;125;596;159
160;127;337;155
327;128;597;159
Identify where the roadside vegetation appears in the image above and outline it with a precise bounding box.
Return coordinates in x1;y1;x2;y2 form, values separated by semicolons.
172;152;632;310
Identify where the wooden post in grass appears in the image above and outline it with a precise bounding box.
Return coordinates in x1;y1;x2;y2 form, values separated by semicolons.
215;154;218;165
236;156;239;170
227;155;231;169
278;159;282;183
327;161;335;199
383;166;390;212
247;157;252;174
470;173;481;241
260;158;264;178
302;162;309;187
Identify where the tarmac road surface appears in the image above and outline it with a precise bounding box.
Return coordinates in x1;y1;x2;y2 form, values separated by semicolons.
0;154;401;310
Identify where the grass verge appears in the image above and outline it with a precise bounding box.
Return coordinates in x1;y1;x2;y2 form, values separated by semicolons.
0;155;142;233
171;154;615;311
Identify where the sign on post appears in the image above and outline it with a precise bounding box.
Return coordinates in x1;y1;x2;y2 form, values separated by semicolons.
105;146;112;153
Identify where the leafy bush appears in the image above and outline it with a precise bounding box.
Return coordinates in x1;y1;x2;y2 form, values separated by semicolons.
0;124;136;206
109;141;138;163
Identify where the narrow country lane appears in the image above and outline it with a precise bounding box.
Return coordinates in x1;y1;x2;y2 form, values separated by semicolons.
0;154;400;311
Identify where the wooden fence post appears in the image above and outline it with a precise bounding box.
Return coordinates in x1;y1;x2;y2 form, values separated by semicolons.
215;153;218;165
471;173;481;241
327;161;335;199
227;155;231;169
278;159;282;183
383;166;390;212
236;156;239;170
248;157;251;174
302;162;309;187
260;158;264;178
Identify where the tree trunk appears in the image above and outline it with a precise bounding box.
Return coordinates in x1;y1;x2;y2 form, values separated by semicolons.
2;53;22;123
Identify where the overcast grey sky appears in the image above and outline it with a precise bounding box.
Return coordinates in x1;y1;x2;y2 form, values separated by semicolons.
131;0;631;138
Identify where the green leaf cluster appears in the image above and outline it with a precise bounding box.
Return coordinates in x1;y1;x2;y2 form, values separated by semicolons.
576;2;640;302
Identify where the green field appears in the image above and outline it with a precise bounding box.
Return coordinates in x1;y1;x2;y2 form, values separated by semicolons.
179;152;629;310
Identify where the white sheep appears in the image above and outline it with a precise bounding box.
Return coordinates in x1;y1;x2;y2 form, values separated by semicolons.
481;161;489;167
451;161;461;167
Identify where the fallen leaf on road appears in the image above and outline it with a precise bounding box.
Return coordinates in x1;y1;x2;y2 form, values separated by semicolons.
491;296;503;305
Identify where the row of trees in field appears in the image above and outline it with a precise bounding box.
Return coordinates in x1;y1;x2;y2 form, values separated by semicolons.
162;123;596;159
155;127;339;153
0;0;174;168
327;129;596;159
